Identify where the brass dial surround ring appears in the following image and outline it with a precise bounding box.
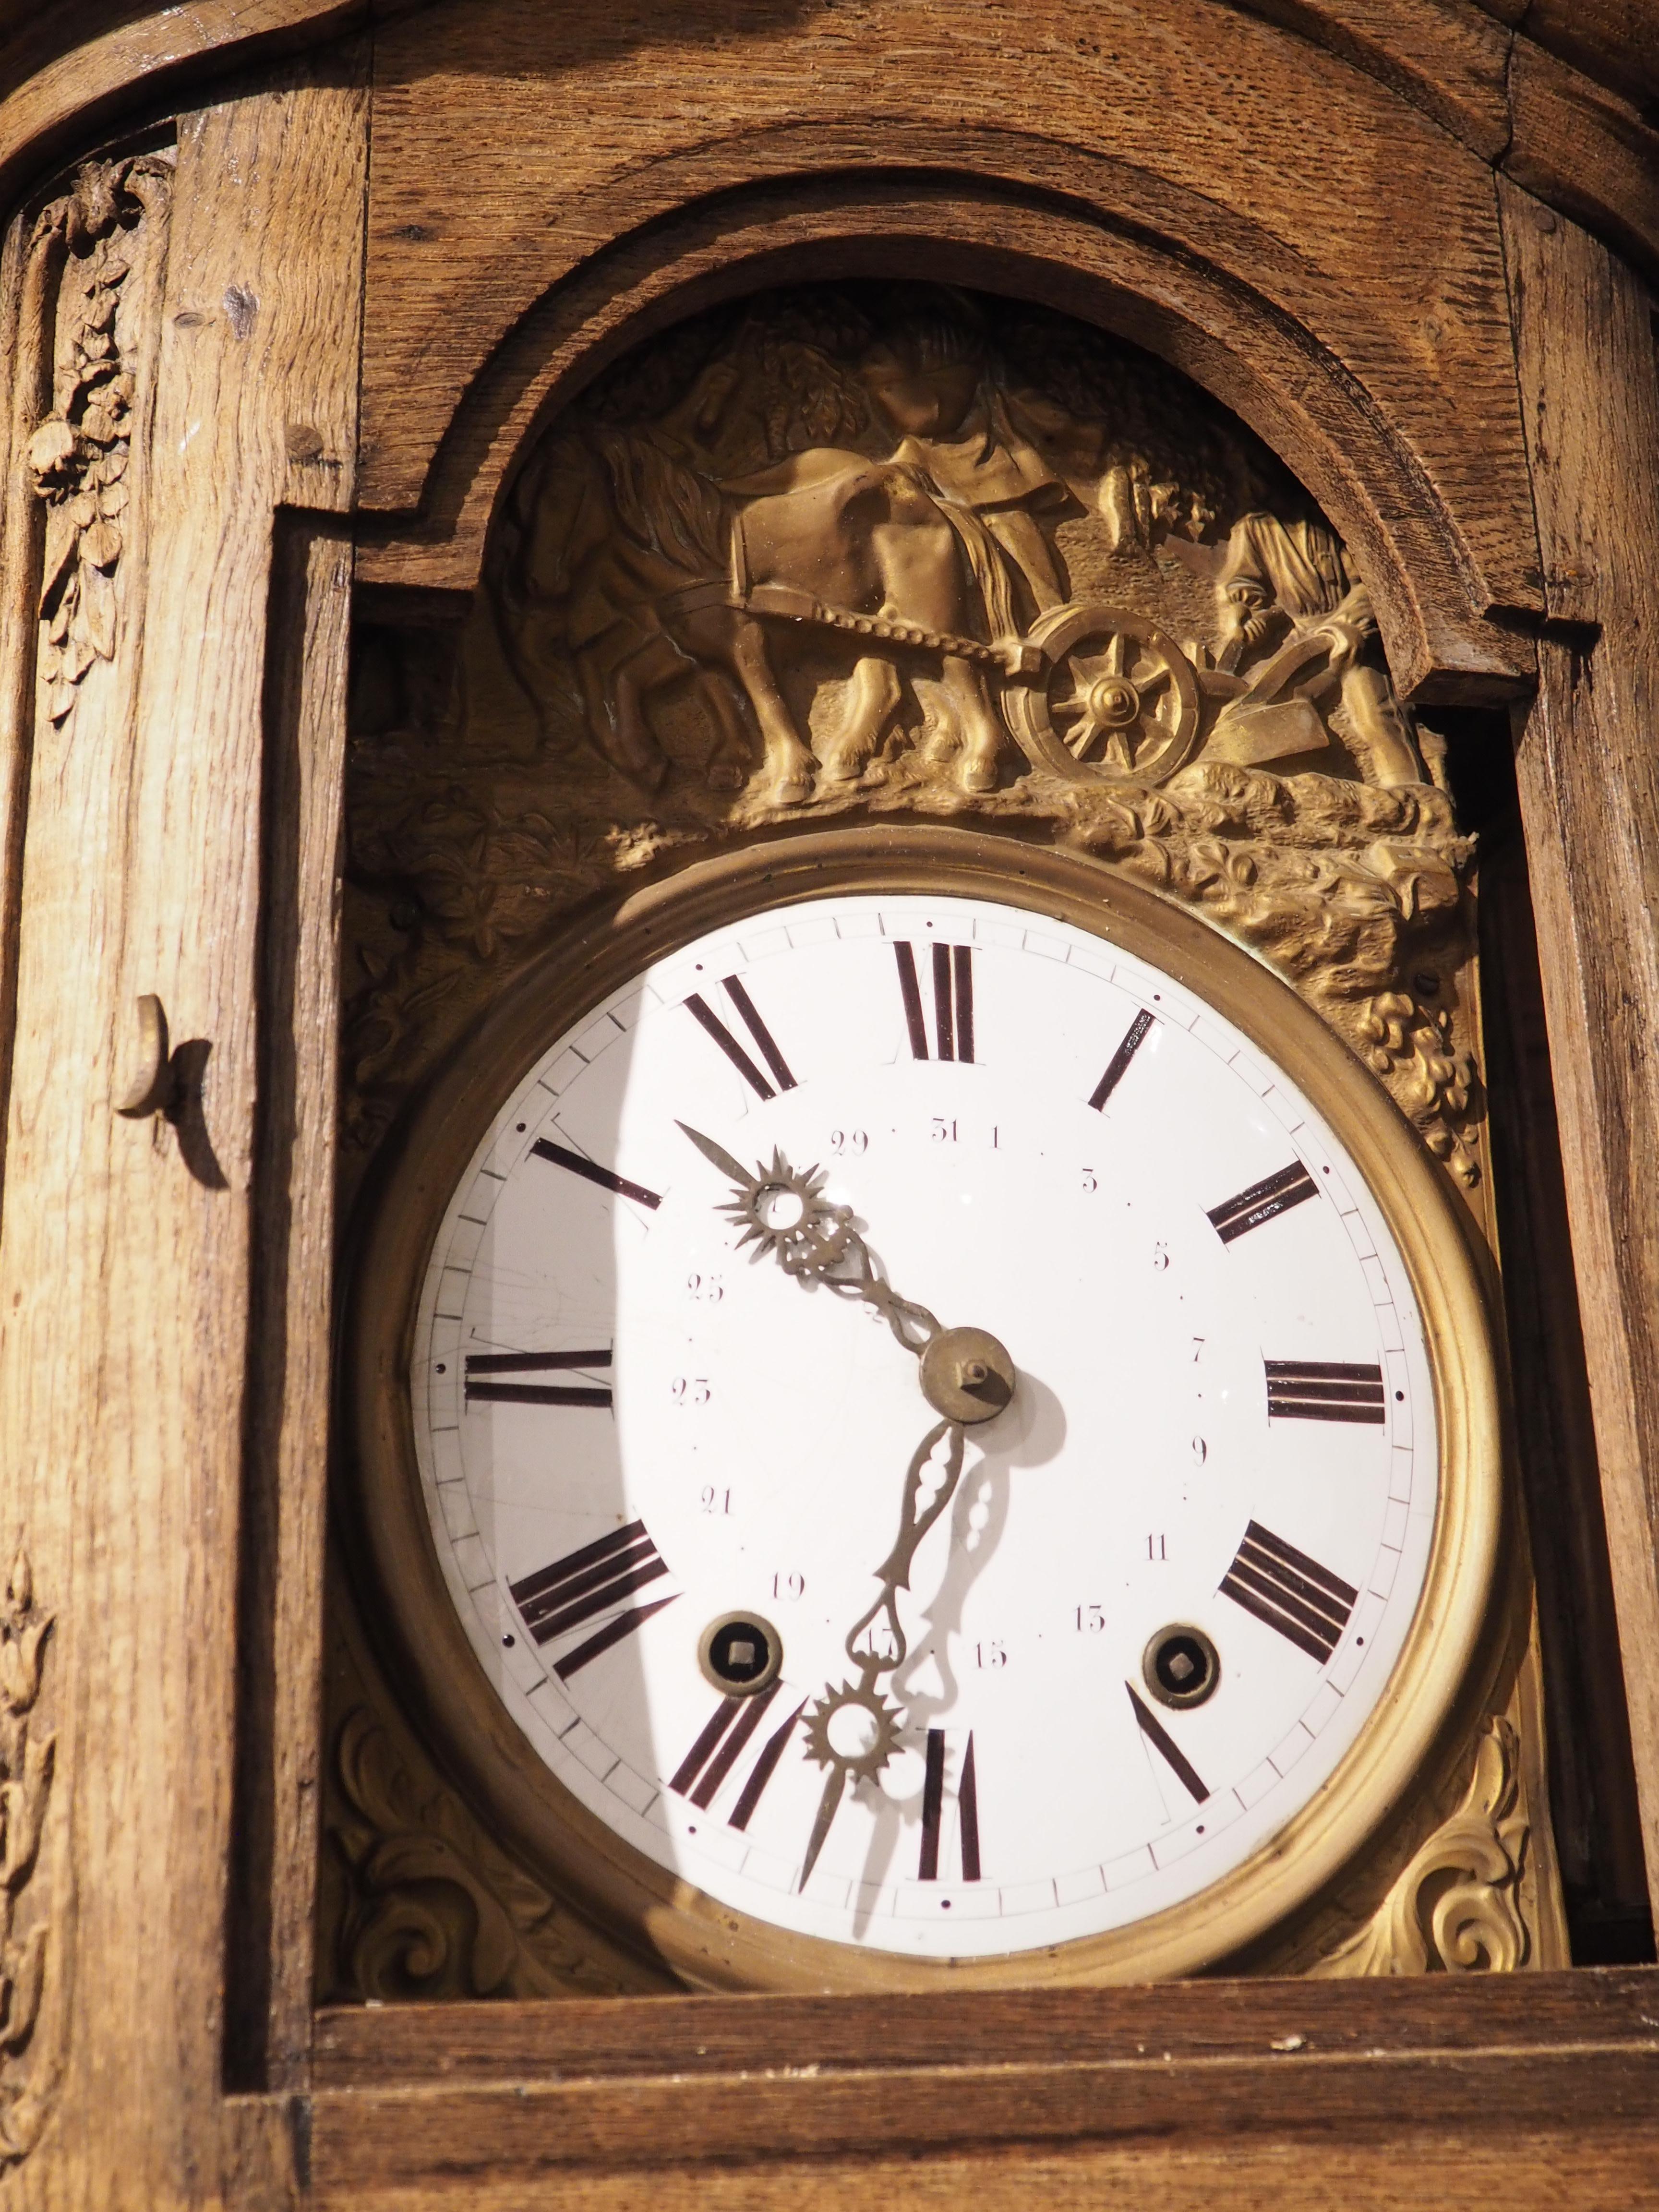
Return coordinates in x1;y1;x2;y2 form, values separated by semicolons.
347;825;1501;1994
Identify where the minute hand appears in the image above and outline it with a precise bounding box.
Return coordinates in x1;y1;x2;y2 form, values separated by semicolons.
799;1416;969;1891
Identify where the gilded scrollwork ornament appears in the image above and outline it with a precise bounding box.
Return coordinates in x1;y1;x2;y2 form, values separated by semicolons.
1310;1719;1530;1977
327;1707;645;2001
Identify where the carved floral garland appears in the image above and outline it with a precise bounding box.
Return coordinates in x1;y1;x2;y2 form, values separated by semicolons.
0;1548;57;2163
25;155;171;731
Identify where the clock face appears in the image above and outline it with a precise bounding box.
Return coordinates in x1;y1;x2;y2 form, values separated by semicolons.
407;885;1441;1961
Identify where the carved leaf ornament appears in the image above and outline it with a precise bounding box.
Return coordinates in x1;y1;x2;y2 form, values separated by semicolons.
1311;1720;1529;1976
330;1707;632;2001
25;156;170;729
0;1547;58;2164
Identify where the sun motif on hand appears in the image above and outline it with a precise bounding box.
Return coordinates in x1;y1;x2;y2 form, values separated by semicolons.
722;1149;856;1278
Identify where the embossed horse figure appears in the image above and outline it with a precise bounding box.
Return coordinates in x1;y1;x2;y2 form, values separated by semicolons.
498;425;1021;803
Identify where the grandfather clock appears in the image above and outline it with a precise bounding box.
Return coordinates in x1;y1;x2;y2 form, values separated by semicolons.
0;3;1657;2205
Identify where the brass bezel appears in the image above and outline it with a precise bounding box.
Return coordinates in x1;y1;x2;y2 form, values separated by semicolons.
346;825;1502;1991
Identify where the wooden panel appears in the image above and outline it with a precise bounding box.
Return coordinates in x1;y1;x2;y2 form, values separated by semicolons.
303;2131;1659;2212
314;1968;1659;2086
0;3;369;213
0;52;364;2210
1209;0;1513;157
1505;44;1659;285
1477;816;1652;1943
223;511;356;2094
358;0;1543;695
305;1974;1659;2199
1500;0;1659;105
1501;176;1659;1931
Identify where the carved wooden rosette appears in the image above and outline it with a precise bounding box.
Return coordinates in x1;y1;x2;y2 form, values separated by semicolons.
328;284;1558;1993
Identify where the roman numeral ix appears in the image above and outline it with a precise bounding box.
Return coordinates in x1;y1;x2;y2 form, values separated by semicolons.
466;1347;613;1408
918;1728;981;1881
670;1685;805;1830
685;976;797;1100
1219;1520;1358;1663
1206;1160;1319;1243
508;1521;676;1680
1265;1359;1385;1425
895;941;975;1062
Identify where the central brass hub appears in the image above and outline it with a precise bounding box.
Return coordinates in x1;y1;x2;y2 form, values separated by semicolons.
919;1326;1017;1424
1087;674;1141;728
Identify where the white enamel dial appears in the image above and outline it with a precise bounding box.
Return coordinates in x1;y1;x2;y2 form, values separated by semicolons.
410;891;1438;1959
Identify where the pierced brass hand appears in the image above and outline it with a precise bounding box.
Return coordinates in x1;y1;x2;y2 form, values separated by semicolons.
678;1123;1020;1890
677;1123;941;1353
798;1416;967;1890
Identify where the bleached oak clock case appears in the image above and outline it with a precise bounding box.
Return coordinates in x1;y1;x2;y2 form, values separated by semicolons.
0;2;1655;2205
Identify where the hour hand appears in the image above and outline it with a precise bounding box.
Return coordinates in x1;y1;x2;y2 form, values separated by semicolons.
677;1123;854;1278
676;1120;751;1189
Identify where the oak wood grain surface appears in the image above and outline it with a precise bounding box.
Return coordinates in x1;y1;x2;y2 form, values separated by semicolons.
314;1965;1659;2084
304;1973;1659;2198
1505;40;1659;284
1502;176;1659;1938
303;2133;1659;2212
356;0;1545;702
0;52;363;2212
1476;820;1652;1935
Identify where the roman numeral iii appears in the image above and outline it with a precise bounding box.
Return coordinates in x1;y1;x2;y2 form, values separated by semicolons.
1264;1359;1385;1424
1219;1520;1358;1662
894;941;975;1062
508;1521;676;1679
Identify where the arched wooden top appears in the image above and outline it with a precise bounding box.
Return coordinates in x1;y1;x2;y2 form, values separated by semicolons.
352;150;1530;704
351;0;1556;705
6;0;1657;698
